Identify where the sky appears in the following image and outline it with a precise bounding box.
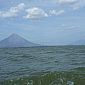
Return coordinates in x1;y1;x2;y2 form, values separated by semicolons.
0;0;85;45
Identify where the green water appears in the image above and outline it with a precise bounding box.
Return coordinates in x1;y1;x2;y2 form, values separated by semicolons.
0;46;85;85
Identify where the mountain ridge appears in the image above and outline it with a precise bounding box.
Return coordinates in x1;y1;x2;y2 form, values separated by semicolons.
71;39;85;45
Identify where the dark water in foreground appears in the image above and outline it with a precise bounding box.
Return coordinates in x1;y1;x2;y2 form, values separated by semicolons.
0;46;85;85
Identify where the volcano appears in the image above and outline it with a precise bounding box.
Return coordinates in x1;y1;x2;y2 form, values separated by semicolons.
0;34;40;48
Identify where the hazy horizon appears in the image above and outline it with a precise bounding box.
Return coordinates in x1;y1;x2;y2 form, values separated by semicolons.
0;0;85;45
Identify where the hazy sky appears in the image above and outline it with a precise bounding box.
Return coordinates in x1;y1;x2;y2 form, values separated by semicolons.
0;0;85;45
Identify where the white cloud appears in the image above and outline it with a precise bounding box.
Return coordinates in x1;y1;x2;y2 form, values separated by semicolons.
72;2;81;10
0;3;25;18
55;0;85;10
0;0;84;19
24;7;48;19
72;0;85;10
56;0;77;5
49;10;65;16
24;7;65;19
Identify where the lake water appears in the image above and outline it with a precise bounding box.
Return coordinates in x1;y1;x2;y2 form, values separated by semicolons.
0;46;85;85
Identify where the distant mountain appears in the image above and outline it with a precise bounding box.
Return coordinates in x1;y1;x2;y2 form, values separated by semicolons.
71;39;85;45
0;34;40;48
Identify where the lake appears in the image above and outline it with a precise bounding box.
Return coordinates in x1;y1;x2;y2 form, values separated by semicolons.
0;46;85;85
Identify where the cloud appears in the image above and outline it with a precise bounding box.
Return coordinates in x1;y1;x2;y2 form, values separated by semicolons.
0;1;84;19
55;0;85;10
24;7;65;19
49;10;65;16
24;7;48;19
56;0;77;5
0;3;25;18
72;0;85;10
